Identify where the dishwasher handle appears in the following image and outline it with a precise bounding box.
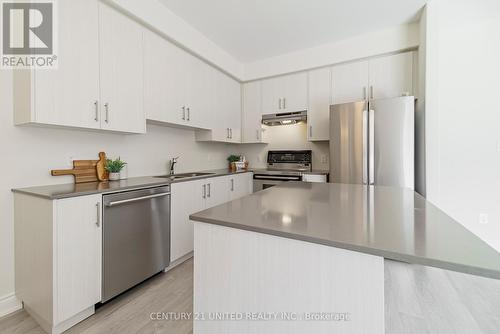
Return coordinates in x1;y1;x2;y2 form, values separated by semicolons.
106;192;170;207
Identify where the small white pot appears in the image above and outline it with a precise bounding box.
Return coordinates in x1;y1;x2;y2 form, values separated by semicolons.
108;172;120;181
120;165;128;180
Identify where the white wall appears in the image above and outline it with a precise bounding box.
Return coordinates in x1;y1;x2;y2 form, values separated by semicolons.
243;23;420;81
425;0;500;250
233;123;330;170
0;70;232;306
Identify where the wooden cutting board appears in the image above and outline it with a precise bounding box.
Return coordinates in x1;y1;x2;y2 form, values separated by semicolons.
51;152;108;183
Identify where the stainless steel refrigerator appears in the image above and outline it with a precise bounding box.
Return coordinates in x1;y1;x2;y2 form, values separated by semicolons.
329;96;414;189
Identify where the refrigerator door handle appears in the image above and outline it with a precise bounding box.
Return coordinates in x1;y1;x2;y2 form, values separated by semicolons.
369;109;375;185
362;109;368;185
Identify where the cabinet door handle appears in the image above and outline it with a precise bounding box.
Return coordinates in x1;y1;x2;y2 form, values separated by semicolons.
94;101;99;122
187;107;190;121
363;87;367;101
370;86;374;100
283;97;286;109
207;183;211;198
309;125;313;138
182;106;186;120
104;103;109;123
278;98;282;109
231;179;234;191
256;129;259;140
95;202;101;227
230;128;233;139
202;184;206;199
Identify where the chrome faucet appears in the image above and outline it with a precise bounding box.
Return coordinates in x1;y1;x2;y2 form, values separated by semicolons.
170;157;179;175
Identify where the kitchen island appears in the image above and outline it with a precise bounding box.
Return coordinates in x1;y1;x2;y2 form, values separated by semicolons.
190;182;500;334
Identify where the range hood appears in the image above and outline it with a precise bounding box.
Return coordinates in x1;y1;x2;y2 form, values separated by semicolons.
261;111;307;126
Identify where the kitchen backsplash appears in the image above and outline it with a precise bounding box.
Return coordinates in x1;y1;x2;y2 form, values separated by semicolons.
233;122;330;170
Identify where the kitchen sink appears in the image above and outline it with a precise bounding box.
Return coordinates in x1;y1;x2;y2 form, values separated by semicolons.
154;172;216;180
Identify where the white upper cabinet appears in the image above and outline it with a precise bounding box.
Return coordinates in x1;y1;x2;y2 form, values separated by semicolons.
331;60;370;104
242;81;267;143
368;52;414;100
14;0;101;130
307;68;331;141
99;3;145;134
196;70;241;143
144;31;211;129
14;1;146;134
262;72;308;114
284;72;309;112
143;30;186;125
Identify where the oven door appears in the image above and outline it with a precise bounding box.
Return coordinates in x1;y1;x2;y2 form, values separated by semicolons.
253;174;302;192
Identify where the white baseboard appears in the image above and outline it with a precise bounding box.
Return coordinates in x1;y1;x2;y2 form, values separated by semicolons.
0;293;22;318
164;251;193;273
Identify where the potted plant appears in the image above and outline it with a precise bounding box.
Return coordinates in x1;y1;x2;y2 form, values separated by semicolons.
105;157;126;181
227;155;240;171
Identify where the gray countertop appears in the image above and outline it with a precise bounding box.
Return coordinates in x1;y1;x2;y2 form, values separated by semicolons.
190;182;500;280
12;169;252;199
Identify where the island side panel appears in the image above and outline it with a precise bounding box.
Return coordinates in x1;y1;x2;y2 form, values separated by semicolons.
193;222;384;334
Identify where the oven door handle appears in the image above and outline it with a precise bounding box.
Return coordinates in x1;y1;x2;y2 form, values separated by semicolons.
253;175;301;181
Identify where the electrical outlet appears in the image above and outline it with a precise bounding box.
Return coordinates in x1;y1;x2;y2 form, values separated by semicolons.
321;155;328;164
479;213;489;224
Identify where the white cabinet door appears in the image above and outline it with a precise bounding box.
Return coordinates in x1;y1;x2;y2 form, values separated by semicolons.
33;0;100;129
99;3;145;134
368;52;414;99
307;68;331;141
54;194;101;323
261;73;308;114
261;77;283;114
229;173;253;200
187;57;213;129
283;72;308;112
331;60;369;104
226;78;242;143
171;179;204;262
205;176;230;208
143;30;186;125
242;81;267;143
199;71;241;142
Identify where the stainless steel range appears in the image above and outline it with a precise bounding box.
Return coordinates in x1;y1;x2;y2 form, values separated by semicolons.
253;150;312;192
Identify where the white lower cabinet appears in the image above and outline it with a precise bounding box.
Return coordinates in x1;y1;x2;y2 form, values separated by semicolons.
170;180;205;263
170;173;253;262
14;193;102;334
227;173;253;200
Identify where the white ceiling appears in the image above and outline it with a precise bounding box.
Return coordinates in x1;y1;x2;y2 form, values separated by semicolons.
158;0;427;62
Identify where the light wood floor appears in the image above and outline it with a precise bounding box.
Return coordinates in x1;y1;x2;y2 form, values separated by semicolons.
2;258;500;334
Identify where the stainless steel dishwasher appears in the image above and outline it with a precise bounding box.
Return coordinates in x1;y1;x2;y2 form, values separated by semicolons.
102;186;170;302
